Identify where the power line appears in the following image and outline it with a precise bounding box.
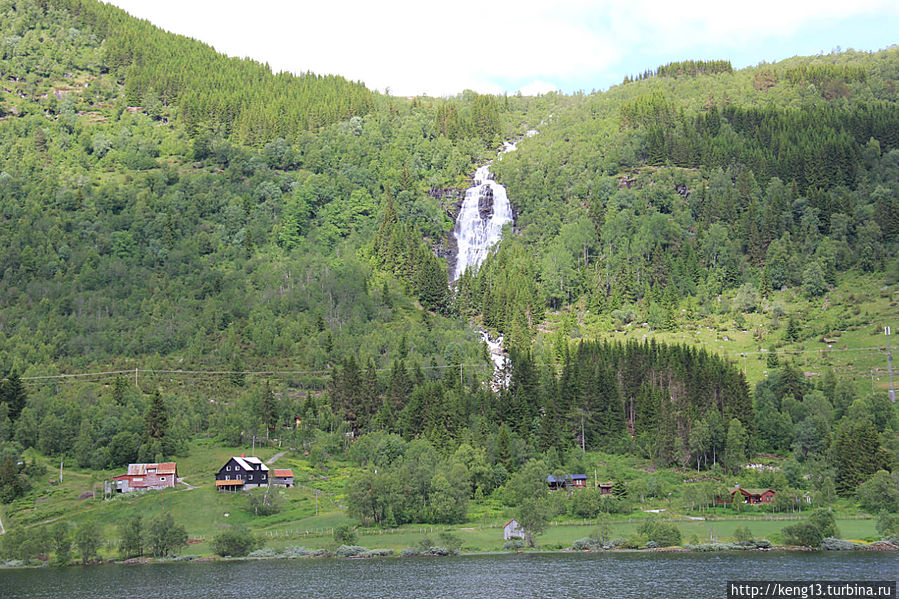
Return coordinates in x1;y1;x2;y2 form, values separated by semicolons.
10;346;891;386
17;362;496;384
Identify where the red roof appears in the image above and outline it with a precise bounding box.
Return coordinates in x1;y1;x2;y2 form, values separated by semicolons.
273;469;294;478
123;462;177;476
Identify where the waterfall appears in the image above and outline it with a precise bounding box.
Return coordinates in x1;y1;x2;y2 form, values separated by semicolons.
451;139;523;282
452;131;537;387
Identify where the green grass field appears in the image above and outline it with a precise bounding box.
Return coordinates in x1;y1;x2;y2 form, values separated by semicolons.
1;435;880;560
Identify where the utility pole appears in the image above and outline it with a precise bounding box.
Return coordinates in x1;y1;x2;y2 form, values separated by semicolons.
886;326;895;402
59;457;63;483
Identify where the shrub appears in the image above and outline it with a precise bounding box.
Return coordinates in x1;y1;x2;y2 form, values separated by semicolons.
857;471;899;514
734;526;753;543
876;513;899;539
807;509;839;539
246;488;282;517
502;539;524;551
621;532;649;549
781;522;823;547
336;545;367;557
334;524;357;545
572;537;602;551
281;546;312;558
637;520;682;547
438;532;462;553
211;527;257;557
820;538;857;551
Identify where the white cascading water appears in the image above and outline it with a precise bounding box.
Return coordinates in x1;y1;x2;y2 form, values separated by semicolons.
451;141;517;282
452;131;537;387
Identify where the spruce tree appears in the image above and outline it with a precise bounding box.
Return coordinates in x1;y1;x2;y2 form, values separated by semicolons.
145;390;168;441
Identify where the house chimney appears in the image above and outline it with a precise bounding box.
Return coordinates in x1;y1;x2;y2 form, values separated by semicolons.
241;453;246;458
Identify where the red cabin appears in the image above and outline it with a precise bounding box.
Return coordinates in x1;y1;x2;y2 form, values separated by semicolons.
113;462;178;493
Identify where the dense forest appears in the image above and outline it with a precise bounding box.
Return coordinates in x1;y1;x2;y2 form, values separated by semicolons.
0;0;896;545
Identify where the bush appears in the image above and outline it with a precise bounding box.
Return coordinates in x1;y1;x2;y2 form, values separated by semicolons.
734;526;753;543
502;539;524;551
334;524;357;545
807;509;839;539
246;488;282;517
781;522;823;547
876;513;899;539
438;532;462;553
211;527;257;557
336;545;367;557
637;520;682;547
621;532;649;549
572;537;603;551
857;471;899;514
281;546;312;558
820;538;857;551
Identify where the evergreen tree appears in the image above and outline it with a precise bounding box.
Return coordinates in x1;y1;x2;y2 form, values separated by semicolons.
0;371;27;422
145;390;168;441
833;421;890;495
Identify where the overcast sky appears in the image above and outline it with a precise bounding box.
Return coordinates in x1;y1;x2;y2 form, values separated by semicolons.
105;0;898;97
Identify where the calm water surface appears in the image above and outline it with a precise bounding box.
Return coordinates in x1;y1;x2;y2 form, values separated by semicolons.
1;551;896;598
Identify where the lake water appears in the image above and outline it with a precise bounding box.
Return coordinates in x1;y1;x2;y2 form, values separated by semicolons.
0;551;895;598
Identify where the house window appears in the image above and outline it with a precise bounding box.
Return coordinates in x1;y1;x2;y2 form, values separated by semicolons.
160;477;166;481
225;475;230;480
227;466;230;471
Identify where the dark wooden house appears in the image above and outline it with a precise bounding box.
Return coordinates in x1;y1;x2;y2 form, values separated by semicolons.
215;455;269;492
547;474;589;490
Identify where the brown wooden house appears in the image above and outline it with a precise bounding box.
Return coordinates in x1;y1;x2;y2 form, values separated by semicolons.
717;487;776;504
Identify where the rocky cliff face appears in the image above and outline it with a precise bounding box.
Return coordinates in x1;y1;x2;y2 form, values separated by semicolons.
478;185;494;219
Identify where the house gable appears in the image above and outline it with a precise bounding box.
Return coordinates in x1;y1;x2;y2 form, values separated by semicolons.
216;456;269;489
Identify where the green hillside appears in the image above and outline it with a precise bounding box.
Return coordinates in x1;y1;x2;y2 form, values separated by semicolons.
0;0;897;563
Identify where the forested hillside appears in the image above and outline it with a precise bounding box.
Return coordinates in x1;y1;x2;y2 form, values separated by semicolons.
0;0;896;551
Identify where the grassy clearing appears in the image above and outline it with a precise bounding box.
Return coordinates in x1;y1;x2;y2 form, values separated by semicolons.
544;273;898;394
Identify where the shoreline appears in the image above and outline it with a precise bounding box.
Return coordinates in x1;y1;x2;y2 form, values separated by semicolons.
3;541;895;571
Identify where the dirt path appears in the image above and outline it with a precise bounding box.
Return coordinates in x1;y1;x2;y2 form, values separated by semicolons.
267;451;287;465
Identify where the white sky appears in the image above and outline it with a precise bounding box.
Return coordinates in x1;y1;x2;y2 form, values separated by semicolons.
105;0;899;96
